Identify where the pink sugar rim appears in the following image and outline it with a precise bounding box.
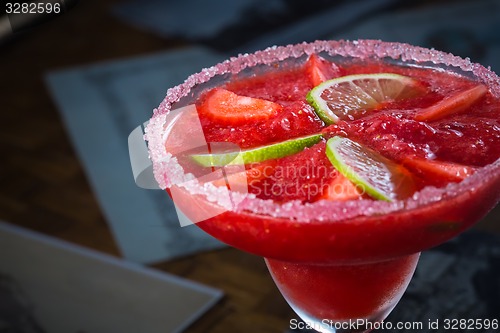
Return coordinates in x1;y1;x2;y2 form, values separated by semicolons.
145;39;500;223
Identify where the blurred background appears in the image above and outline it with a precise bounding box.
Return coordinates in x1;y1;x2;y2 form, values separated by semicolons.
1;0;499;332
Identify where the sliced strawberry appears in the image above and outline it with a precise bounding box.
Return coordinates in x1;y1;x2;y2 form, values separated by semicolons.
319;173;364;201
415;84;487;122
211;160;277;191
198;88;282;125
245;160;277;180
211;169;248;191
305;54;344;87
402;157;476;182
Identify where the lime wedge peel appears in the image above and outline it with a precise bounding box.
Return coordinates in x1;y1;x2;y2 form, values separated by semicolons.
191;134;322;167
307;73;423;124
325;136;413;201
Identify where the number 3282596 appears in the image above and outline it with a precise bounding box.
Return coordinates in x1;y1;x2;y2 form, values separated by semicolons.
443;319;498;330
6;2;61;14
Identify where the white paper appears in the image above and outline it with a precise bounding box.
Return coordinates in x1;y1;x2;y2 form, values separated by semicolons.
0;221;223;333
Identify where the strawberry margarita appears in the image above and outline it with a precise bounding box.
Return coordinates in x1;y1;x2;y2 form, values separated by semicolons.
146;40;500;332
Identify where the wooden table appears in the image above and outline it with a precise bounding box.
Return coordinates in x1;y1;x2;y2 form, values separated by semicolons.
1;1;498;333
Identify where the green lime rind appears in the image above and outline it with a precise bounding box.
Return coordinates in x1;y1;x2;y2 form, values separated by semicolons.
326;136;396;201
306;90;340;125
307;73;421;124
191;134;322;167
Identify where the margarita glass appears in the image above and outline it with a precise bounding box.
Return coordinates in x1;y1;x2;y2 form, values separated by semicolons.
146;40;500;332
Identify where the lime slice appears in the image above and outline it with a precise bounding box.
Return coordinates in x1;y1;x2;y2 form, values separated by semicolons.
326;136;414;201
191;134;322;167
307;73;423;124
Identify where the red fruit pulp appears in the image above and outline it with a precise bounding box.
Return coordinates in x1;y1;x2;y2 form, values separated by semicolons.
195;59;500;203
